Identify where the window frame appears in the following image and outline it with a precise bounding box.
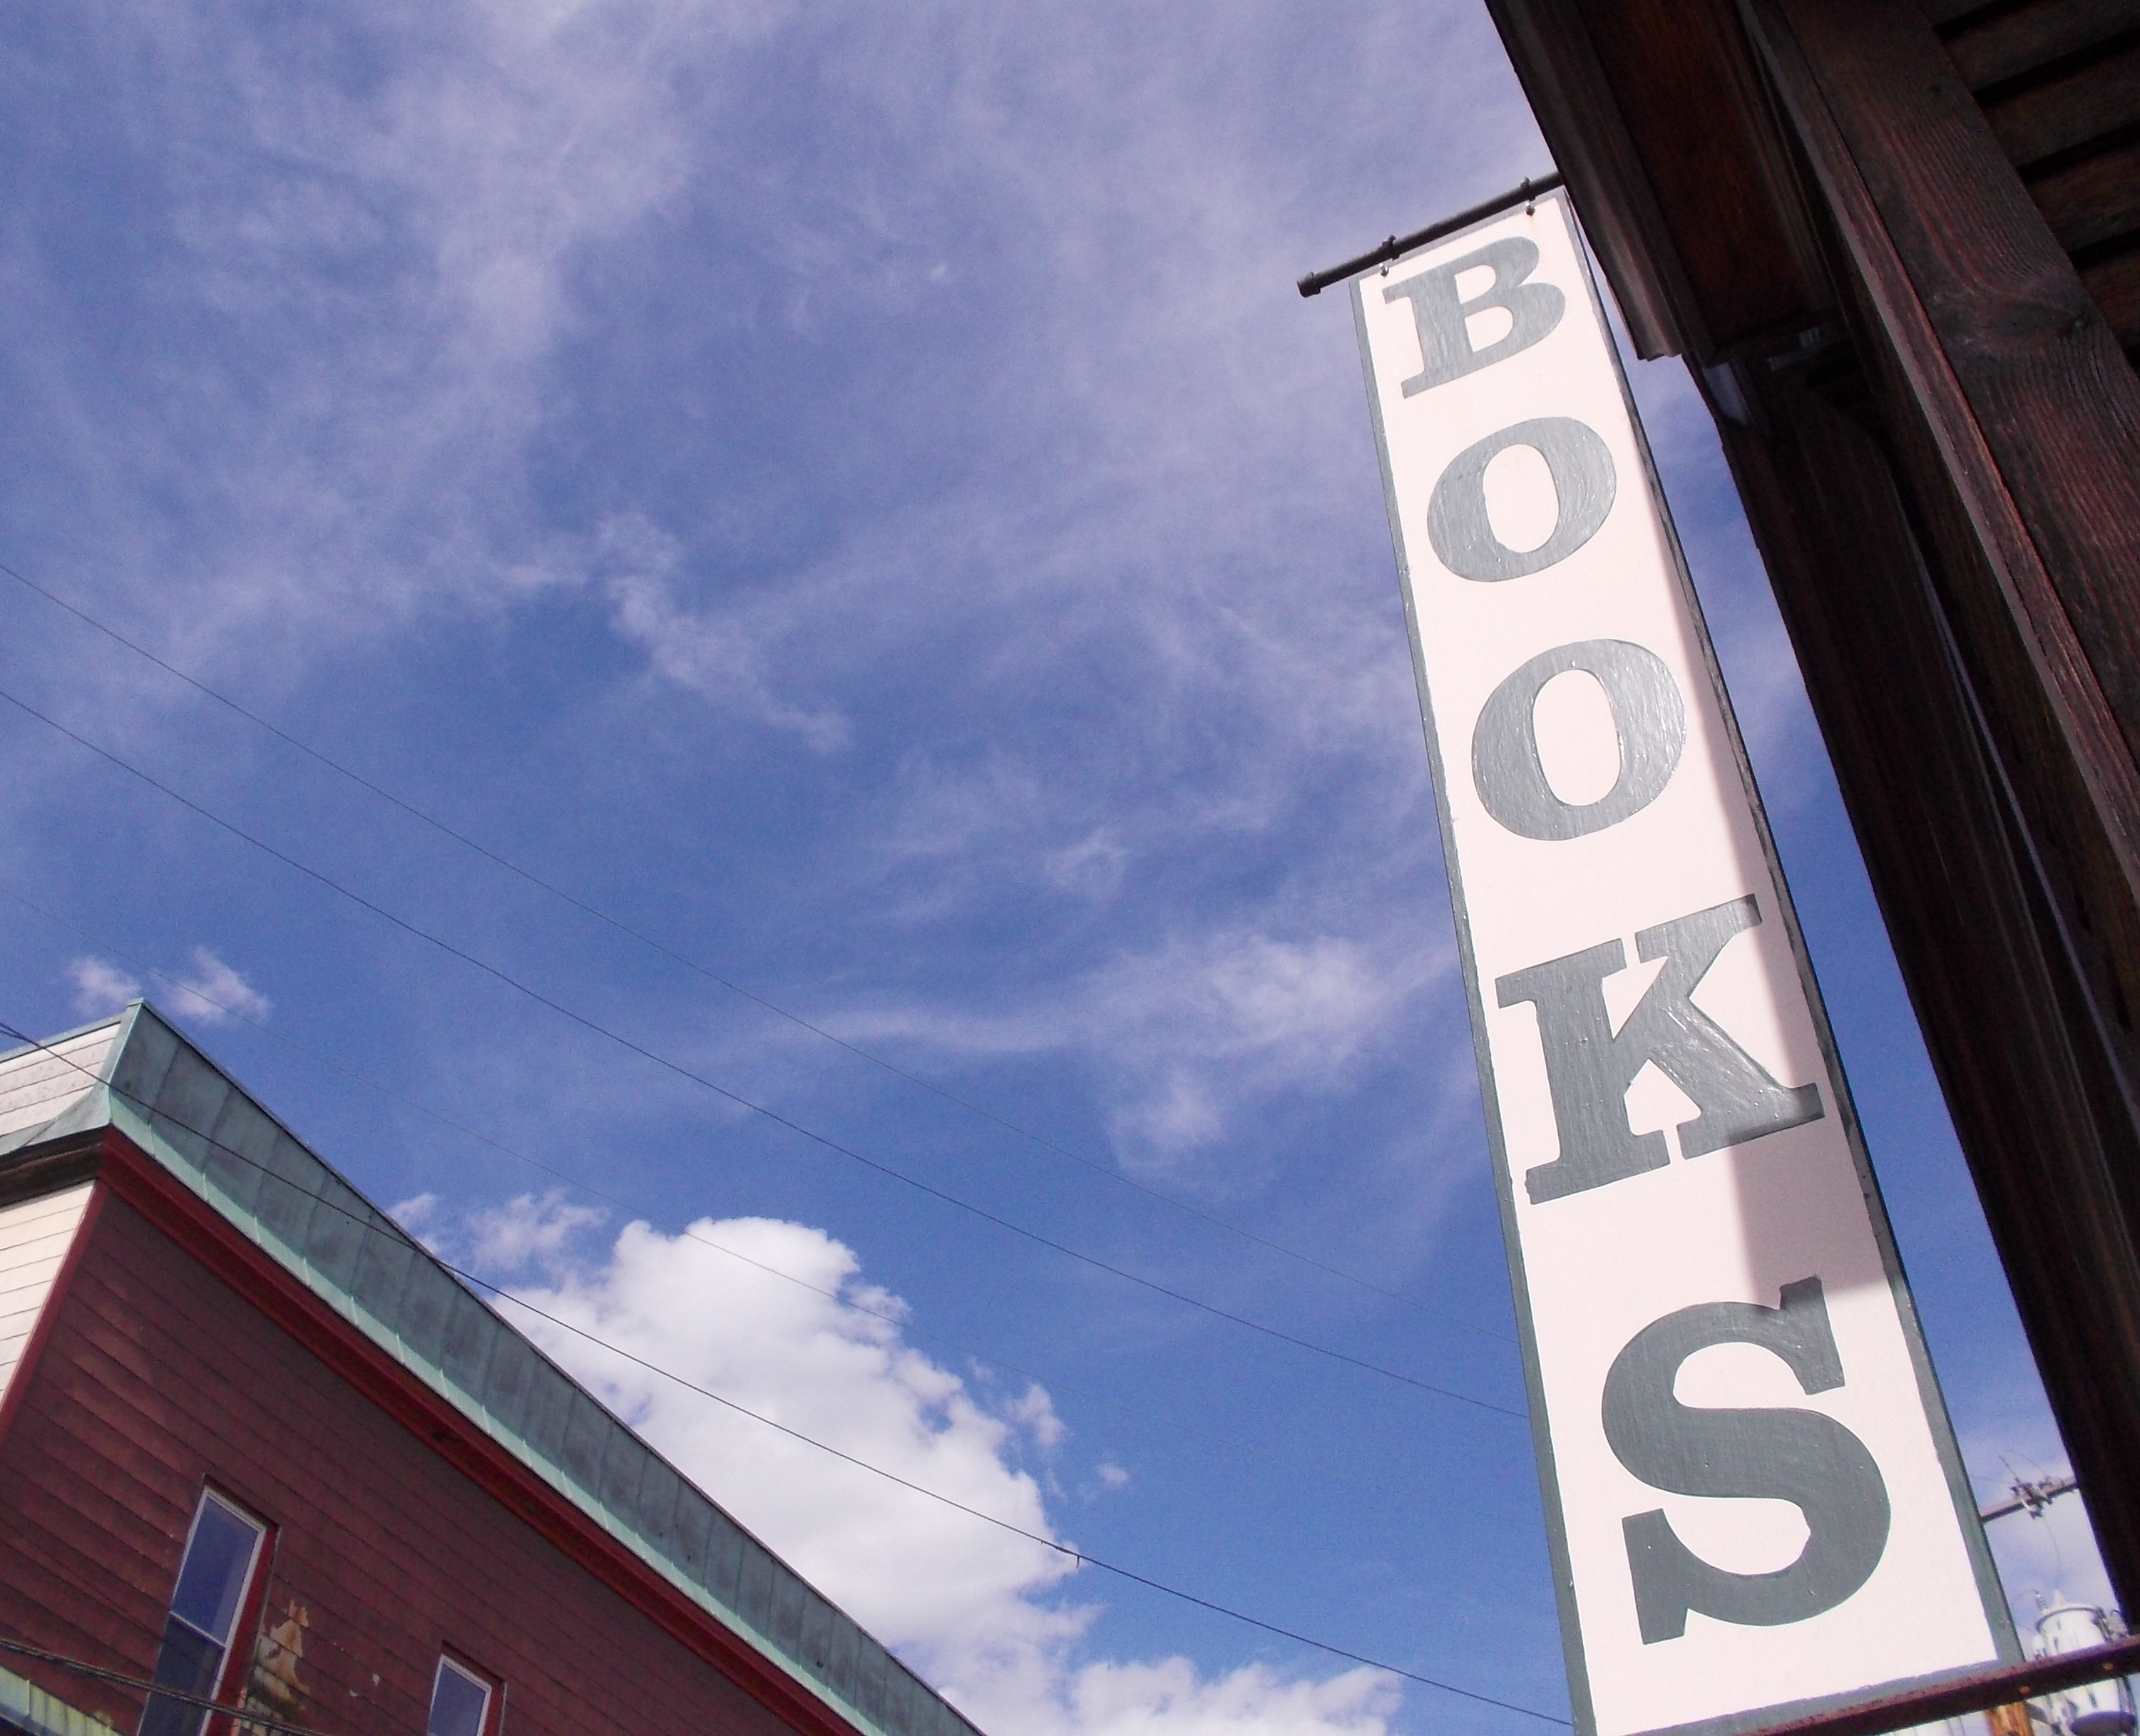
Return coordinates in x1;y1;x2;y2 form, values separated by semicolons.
140;1486;274;1736
425;1654;503;1736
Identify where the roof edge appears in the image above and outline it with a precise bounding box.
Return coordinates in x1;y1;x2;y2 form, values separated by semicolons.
0;1005;981;1736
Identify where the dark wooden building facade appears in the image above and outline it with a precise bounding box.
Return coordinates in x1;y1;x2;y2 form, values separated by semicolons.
0;1004;981;1736
1481;0;2140;1610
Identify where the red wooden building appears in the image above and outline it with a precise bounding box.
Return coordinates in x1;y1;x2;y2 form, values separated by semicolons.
0;1002;983;1736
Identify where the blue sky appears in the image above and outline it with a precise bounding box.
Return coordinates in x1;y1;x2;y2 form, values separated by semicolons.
0;5;2104;1735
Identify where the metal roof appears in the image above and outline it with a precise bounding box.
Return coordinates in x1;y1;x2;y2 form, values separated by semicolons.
0;1002;983;1736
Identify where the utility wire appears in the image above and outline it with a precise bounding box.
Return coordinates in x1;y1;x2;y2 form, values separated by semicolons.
0;880;1453;1491
0;684;1521;1421
0;1019;1566;1728
0;1631;334;1736
476;1280;1560;1722
0;558;1506;1346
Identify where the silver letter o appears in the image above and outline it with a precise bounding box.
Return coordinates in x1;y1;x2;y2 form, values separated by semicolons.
1428;417;1616;582
1472;640;1686;840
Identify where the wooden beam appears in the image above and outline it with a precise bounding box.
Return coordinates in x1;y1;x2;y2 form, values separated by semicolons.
1484;0;1829;361
1743;0;2140;861
1575;0;1828;353
1483;0;1694;357
1487;0;2140;1612
1733;0;2140;1596
1705;351;2140;1608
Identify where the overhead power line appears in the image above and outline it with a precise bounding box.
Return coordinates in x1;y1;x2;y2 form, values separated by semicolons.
476;1278;1559;1720
0;682;1521;1420
0;1632;334;1736
0;557;1506;1346
0;878;1453;1498
0;1019;1567;1729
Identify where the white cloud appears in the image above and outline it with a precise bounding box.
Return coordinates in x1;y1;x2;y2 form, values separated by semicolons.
67;957;143;1019
471;1206;1396;1736
1003;1382;1070;1452
466;1189;609;1273
1025;1659;1398;1736
391;1191;442;1239
65;947;270;1027
169;947;273;1025
394;1188;608;1275
503;1213;1081;1669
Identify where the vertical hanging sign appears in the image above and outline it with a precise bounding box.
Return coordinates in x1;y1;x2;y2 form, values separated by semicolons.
1353;190;2014;1736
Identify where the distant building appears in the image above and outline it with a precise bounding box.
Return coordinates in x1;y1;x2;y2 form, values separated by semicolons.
0;1002;979;1736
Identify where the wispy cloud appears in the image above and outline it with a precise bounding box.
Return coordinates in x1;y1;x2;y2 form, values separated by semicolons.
469;1189;610;1273
4;3;1577;1717
66;957;143;1019
392;1188;609;1275
65;946;269;1027
838;923;1450;1183
170;947;272;1025
595;515;852;750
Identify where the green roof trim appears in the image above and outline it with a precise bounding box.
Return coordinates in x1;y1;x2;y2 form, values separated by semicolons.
0;1004;983;1736
0;1663;120;1736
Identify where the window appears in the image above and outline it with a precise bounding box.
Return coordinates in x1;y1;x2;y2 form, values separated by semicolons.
425;1659;496;1736
140;1491;269;1736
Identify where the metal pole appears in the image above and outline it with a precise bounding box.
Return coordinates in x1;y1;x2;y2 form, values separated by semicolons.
1741;1636;2140;1736
1295;170;1564;298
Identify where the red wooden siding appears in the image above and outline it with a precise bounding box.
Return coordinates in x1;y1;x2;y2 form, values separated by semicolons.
0;1179;807;1736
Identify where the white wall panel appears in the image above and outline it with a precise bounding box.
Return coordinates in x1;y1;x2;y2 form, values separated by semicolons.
0;1183;94;1407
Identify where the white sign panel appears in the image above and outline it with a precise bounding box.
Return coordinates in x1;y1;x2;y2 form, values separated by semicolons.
1353;191;2014;1736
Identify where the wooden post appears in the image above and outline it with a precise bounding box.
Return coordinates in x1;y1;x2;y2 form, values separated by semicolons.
1732;0;2140;1601
1483;0;2140;1608
1705;351;2140;1611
